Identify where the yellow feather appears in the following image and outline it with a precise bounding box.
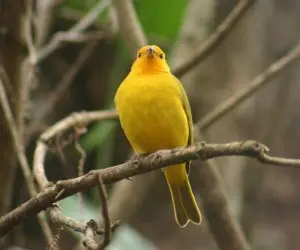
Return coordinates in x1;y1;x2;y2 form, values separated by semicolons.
114;45;202;227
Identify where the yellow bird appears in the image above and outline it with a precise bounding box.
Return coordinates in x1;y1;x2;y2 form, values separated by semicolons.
114;45;201;227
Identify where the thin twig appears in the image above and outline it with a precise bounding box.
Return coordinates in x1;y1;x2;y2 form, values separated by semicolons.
35;0;60;48
54;31;108;43
19;0;37;138
75;138;87;178
43;110;117;142
75;126;87;222
34;0;110;64
97;175;111;249
2;139;300;235
0;72;53;244
70;0;110;34
24;0;37;61
33;110;117;189
197;40;300;131
48;204;120;236
173;0;254;77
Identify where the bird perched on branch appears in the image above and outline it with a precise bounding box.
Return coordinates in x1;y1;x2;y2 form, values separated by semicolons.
114;45;201;227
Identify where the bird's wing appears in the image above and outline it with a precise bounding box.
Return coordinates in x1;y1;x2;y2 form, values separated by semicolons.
173;76;194;174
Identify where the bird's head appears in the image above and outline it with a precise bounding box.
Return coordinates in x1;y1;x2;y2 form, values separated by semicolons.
131;45;170;74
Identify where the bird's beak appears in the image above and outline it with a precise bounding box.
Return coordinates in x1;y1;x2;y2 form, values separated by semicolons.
146;47;155;58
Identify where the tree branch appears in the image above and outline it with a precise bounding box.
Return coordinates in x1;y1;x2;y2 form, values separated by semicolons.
97;175;111;249
47;204;120;236
112;0;147;57
173;0;254;77
32;0;110;64
1;139;300;236
197;40;300;131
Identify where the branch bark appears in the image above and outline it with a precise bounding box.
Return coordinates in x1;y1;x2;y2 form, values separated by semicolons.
1;138;300;236
32;0;110;64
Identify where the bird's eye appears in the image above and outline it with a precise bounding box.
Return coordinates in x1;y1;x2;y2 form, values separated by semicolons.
138;53;142;58
159;53;164;59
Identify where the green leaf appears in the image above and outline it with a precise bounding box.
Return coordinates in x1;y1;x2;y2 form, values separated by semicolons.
80;120;118;152
135;0;188;40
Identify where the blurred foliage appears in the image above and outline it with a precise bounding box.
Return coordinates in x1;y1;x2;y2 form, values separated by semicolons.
135;0;187;40
80;120;117;152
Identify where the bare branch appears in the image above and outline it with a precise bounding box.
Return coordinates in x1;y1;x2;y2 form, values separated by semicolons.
24;0;37;62
75;132;87;178
82;220;100;250
52;31;108;43
197;40;300;131
19;0;37;138
42;111;117;142
173;0;254;77
74;126;87;222
35;0;58;47
33;110;117;189
48;204;120;236
2;139;300;235
0;72;53;243
112;0;147;57
34;0;110;64
97;175;111;249
70;0;110;34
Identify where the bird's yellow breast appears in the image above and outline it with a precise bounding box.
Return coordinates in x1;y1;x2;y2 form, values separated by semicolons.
114;72;189;154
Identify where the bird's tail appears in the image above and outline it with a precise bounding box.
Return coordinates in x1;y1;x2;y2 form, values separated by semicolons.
163;164;202;227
